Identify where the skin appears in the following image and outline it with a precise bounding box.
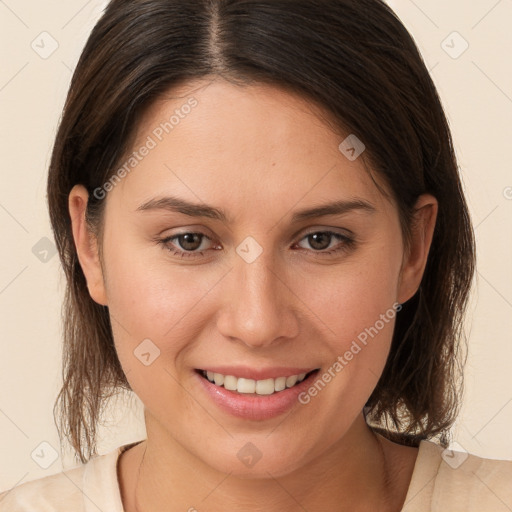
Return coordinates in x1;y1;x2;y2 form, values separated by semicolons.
69;78;437;512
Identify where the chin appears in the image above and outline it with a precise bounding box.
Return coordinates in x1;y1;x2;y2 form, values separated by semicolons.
195;438;311;479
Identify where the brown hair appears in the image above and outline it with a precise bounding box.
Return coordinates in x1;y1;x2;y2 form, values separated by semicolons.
48;0;475;463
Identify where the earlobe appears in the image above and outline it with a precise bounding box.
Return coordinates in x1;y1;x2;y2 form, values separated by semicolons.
397;194;438;305
68;184;108;306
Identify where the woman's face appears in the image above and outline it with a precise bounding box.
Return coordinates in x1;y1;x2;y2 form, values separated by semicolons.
73;78;435;477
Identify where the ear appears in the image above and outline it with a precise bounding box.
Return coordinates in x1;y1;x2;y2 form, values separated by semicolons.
397;194;438;304
68;184;108;306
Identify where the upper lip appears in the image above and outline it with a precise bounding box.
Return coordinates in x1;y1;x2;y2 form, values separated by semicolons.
197;366;319;380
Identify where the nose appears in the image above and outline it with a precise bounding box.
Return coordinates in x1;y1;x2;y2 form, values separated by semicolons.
216;249;300;349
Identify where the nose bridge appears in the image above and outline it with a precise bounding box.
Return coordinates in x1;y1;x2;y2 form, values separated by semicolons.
216;245;299;347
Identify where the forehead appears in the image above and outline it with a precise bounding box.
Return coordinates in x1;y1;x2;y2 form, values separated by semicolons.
109;78;393;218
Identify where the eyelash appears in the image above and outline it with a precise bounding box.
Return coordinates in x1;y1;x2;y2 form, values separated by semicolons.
158;230;355;259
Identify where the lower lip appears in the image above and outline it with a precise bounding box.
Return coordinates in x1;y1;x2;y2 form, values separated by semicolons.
194;369;320;421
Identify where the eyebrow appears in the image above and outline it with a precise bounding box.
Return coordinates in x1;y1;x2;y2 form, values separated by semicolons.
136;196;376;223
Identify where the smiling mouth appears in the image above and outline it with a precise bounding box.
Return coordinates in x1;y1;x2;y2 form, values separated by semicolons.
195;368;320;396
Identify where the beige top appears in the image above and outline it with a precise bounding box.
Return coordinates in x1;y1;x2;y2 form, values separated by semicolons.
1;439;511;511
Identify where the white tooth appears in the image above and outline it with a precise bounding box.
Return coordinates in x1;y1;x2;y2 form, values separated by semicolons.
255;378;275;395
206;370;307;394
274;376;286;392
224;375;238;391
286;375;298;388
237;378;256;393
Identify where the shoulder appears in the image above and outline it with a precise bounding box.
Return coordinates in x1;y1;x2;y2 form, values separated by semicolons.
403;439;512;512
0;443;133;512
432;442;512;511
0;463;87;511
0;462;88;511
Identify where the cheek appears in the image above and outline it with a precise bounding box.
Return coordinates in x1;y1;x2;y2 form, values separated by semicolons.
101;232;223;377
102;249;224;422
294;244;402;402
302;244;401;343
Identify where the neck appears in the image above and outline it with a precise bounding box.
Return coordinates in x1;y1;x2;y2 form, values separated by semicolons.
122;414;401;512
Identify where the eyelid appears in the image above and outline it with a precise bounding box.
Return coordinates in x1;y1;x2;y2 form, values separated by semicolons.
294;229;354;251
157;224;215;238
161;231;215;250
298;226;354;237
289;225;354;248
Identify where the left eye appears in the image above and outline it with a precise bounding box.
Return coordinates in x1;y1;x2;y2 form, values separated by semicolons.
296;231;350;252
161;232;214;257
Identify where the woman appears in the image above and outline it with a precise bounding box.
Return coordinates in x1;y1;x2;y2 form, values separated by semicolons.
1;0;511;510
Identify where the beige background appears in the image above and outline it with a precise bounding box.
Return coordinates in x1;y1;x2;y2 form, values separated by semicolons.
1;0;511;491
